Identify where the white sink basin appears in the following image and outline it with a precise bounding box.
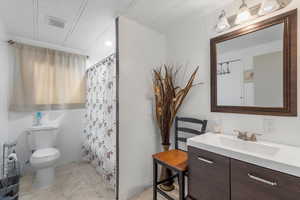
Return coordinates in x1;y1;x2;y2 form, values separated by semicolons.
220;137;280;156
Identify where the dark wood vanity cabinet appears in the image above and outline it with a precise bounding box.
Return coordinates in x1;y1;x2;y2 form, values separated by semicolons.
231;159;300;200
188;147;300;200
188;146;230;200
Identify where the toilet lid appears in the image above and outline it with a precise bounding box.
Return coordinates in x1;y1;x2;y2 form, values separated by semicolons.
32;148;60;159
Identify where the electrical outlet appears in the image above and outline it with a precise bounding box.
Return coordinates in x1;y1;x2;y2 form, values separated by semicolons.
263;118;275;133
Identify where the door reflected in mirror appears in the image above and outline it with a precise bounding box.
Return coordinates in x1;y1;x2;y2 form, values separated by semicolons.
216;23;284;107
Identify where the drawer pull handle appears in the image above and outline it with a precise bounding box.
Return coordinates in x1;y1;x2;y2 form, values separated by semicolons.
198;157;214;164
248;173;277;186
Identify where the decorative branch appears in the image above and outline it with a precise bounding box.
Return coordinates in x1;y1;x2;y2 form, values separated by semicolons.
153;65;199;145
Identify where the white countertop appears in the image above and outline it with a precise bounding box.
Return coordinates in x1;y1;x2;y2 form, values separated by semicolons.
187;132;300;177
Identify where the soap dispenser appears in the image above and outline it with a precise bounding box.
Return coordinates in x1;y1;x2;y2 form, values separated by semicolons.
33;112;43;126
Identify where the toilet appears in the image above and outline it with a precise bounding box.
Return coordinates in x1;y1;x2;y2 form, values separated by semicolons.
27;124;61;188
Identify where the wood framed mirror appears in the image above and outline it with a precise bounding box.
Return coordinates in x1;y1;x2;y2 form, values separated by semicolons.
210;9;297;116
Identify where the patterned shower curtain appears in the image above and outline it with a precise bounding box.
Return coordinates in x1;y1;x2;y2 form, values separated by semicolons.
82;54;116;190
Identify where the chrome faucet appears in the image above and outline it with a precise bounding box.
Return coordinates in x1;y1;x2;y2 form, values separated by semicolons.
234;130;261;142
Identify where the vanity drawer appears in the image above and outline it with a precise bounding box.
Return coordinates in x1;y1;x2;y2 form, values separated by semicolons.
231;159;300;200
188;146;230;200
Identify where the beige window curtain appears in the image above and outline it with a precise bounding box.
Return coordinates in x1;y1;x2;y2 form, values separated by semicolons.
10;43;87;112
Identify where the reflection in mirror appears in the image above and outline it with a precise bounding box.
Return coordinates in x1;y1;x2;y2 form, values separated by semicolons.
216;23;284;107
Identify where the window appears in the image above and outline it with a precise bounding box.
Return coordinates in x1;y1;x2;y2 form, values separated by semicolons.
10;43;87;111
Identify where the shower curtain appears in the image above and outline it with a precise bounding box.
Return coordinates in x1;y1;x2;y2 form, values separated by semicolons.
82;54;116;190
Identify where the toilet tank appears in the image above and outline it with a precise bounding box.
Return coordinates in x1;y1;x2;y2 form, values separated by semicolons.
27;125;60;150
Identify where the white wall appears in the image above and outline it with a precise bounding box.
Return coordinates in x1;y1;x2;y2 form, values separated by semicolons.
118;16;166;200
0;18;9;174
165;1;300;146
254;51;283;107
87;21;116;67
12;36;87;56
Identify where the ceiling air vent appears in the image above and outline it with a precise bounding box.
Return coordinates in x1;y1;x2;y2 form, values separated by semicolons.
46;16;66;29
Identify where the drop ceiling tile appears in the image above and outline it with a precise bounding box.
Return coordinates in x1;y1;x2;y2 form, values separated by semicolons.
38;0;83;21
38;0;84;44
0;0;131;50
0;0;34;39
64;0;117;50
76;0;117;22
64;17;114;50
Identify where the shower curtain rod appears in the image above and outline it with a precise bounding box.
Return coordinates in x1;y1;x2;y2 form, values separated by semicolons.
86;53;116;73
7;40;89;59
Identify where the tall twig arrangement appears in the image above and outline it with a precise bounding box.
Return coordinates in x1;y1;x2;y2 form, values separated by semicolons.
153;65;199;146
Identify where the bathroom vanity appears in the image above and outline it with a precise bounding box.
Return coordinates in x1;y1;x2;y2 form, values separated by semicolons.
192;8;300;200
187;133;300;200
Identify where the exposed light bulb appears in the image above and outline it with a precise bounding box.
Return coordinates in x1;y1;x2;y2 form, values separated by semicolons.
258;0;280;16
235;0;252;25
216;10;231;32
105;41;113;47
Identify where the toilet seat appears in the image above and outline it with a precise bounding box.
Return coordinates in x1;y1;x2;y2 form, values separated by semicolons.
31;148;60;164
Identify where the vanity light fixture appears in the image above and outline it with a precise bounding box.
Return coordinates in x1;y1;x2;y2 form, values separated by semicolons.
258;0;281;16
215;0;291;33
235;0;252;25
216;10;231;32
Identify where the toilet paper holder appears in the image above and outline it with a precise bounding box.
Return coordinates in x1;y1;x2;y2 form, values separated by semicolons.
0;142;20;200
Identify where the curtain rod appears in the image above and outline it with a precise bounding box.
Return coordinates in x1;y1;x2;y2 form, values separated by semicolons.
7;40;14;45
218;59;241;65
86;53;116;73
7;40;89;59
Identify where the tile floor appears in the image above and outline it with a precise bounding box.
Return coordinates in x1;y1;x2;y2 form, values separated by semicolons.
132;185;179;200
19;162;115;200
